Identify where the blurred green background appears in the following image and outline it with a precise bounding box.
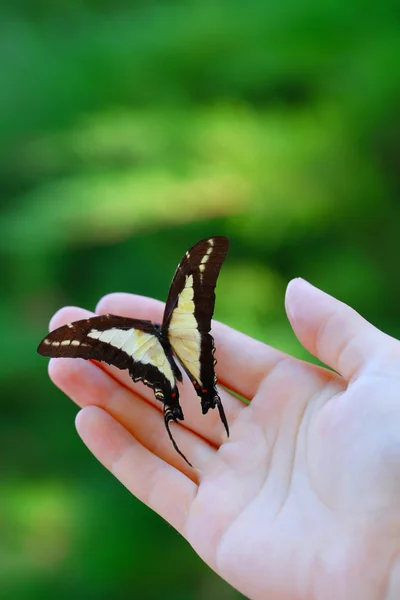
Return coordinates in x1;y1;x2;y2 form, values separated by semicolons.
1;0;399;598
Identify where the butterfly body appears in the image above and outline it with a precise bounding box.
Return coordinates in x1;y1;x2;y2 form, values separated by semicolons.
38;236;229;466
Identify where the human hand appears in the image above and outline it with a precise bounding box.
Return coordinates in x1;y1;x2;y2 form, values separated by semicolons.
48;278;400;600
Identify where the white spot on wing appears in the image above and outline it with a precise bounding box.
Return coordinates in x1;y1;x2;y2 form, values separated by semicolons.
61;340;71;346
43;339;51;345
52;341;60;346
71;340;80;346
199;263;205;282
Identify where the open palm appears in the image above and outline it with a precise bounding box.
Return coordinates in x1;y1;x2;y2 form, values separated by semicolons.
48;278;400;600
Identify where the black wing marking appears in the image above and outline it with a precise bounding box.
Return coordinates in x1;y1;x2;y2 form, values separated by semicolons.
162;236;230;435
38;314;192;466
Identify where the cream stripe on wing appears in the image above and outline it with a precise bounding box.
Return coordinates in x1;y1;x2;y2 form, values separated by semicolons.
121;330;152;356
96;329;115;343
88;327;175;386
123;333;157;362
169;274;202;382
108;329;133;348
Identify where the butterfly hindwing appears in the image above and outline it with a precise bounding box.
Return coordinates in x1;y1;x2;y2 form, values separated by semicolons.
37;314;183;420
162;236;229;434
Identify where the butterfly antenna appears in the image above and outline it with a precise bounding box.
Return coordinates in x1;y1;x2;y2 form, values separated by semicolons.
163;407;193;468
216;399;230;438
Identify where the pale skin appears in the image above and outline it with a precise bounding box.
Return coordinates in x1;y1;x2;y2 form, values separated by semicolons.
47;278;400;600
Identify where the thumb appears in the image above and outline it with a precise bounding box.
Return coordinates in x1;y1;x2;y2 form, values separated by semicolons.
285;278;393;381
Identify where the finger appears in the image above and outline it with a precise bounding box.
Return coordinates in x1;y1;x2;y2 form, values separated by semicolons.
75;406;197;536
96;292;288;399
48;306;241;446
285;278;392;381
49;305;93;332
49;357;216;478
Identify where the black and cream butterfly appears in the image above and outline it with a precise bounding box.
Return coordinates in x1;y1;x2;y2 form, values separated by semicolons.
38;236;229;466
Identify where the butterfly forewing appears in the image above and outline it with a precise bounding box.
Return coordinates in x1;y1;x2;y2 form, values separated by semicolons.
38;314;179;407
162;236;229;434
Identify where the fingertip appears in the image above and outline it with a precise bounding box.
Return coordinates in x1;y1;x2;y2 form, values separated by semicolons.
75;406;116;454
75;405;102;437
74;406;86;434
95;292;165;320
48;356;62;382
49;306;93;332
75;406;136;473
284;278;387;379
48;306;73;331
285;277;301;317
95;292;127;314
285;277;318;324
48;356;103;404
48;356;82;390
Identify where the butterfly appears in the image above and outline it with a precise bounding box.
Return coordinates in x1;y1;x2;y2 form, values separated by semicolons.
37;236;230;466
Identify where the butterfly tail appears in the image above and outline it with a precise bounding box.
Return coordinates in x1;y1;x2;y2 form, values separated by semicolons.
163;406;192;468
200;391;230;438
216;398;230;438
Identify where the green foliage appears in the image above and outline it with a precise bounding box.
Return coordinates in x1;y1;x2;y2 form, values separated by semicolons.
0;0;399;598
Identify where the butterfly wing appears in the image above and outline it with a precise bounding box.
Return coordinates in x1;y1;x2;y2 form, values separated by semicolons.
38;314;191;465
162;236;229;435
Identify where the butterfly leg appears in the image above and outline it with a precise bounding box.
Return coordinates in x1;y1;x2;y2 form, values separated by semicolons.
163;406;192;468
